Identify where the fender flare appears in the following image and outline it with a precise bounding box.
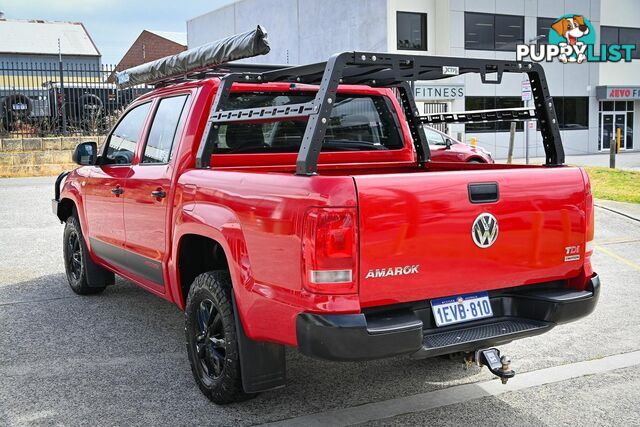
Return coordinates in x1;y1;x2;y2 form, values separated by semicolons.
172;207;286;393
171;208;252;310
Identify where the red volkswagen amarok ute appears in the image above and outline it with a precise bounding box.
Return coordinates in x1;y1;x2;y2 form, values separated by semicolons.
53;51;598;404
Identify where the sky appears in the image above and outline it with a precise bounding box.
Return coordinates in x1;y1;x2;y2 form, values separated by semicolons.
0;0;237;64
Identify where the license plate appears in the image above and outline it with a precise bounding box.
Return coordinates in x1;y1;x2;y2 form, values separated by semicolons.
430;291;493;327
12;103;27;110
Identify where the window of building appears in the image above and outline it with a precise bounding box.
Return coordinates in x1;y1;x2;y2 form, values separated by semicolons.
465;13;524;51
143;95;189;164
536;17;555;44
600;26;640;59
553;97;589;130
598;101;633;150
105;102;152;165
397;12;427;50
465;97;524;132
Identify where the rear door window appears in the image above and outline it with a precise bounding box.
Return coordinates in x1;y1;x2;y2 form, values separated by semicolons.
142;95;189;164
211;92;404;154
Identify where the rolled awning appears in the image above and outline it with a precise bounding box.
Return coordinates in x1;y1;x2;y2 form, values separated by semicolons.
116;25;270;87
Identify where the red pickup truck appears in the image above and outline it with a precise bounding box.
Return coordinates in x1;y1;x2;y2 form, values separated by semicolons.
53;49;598;404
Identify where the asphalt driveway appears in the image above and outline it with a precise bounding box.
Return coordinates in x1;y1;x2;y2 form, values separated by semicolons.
1;176;639;426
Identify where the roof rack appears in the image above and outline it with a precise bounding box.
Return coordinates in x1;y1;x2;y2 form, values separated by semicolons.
116;28;564;174
193;52;564;175
153;63;291;87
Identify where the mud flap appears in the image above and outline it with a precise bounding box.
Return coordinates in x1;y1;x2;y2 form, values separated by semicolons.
231;295;286;393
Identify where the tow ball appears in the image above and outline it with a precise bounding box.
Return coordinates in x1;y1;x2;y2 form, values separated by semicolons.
465;348;515;384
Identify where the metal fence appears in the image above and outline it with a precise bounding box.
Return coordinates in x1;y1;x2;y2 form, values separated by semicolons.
0;62;151;137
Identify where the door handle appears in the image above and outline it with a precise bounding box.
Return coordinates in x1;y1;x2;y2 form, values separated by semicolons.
111;186;124;196
151;189;166;199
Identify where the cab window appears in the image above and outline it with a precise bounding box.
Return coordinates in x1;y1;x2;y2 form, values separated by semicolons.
211;92;403;154
104;102;152;165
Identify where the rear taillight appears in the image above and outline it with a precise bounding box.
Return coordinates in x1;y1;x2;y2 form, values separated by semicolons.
302;207;358;294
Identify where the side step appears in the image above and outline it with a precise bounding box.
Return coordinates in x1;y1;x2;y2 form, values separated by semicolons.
412;318;552;359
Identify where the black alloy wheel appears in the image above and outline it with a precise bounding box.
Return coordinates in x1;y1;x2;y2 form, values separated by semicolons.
194;299;227;384
185;271;253;403
66;230;82;282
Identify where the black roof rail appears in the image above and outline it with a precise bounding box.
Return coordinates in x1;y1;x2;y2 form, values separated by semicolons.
195;51;564;174
153;63;294;87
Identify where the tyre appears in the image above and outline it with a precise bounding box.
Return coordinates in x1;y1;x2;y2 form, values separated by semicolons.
78;94;104;131
185;271;254;404
467;159;484;163
2;93;32;120
63;215;113;295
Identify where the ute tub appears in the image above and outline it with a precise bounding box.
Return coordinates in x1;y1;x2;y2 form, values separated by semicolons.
296;274;599;361
352;165;589;308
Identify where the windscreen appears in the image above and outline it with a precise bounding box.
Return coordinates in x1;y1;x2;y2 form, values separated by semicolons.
210;92;404;154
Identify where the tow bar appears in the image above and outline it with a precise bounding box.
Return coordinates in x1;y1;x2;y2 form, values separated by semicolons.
465;348;515;384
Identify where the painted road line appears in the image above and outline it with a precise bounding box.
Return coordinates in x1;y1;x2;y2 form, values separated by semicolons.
595;244;640;272
263;351;640;427
596;237;640;246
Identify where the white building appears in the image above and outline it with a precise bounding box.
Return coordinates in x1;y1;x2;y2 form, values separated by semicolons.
187;0;640;158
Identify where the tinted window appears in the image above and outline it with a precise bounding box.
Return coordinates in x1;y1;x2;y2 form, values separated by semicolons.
601;26;640;59
600;26;619;45
495;14;524;51
465;13;523;51
211;93;403;154
619;28;640;59
397;12;427;50
105;102;151;164
537;17;555;44
465;97;524;132
143;95;189;164
465;13;494;50
553;97;589;130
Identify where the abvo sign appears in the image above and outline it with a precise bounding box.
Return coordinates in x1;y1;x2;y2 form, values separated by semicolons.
609;88;640;99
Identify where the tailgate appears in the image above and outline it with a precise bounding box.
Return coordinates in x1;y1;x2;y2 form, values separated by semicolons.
354;167;587;307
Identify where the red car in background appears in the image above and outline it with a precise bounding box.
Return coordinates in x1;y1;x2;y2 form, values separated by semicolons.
424;126;494;163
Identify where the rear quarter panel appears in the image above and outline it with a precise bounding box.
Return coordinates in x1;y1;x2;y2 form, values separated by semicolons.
173;170;360;345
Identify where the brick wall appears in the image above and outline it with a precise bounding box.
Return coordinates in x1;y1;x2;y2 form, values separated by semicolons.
115;31;187;72
0;136;104;177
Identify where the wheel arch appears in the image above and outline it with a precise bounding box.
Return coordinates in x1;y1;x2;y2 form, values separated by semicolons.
176;233;231;309
172;207;253;312
466;156;487;163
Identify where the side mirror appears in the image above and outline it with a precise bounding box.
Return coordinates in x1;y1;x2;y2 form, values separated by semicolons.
72;141;97;165
445;138;453;149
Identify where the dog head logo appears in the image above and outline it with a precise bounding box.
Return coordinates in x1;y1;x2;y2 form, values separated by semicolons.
518;14;635;63
551;15;589;45
548;14;596;63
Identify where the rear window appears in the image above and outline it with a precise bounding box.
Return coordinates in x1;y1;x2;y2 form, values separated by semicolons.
210;92;404;154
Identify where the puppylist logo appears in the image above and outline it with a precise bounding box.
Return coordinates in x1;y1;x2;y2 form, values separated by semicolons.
517;14;636;63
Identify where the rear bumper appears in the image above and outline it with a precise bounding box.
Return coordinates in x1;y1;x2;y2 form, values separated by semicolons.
296;274;600;361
